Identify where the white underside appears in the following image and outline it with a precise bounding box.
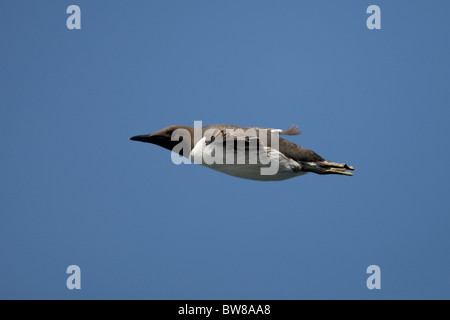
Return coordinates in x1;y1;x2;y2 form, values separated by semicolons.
188;137;307;181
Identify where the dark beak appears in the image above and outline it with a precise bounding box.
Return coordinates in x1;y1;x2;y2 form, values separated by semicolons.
129;134;153;143
130;132;182;152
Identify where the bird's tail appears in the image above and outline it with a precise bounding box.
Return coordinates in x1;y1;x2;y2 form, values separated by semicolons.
302;160;355;176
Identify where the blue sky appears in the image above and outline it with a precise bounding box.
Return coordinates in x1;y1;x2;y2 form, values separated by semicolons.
1;1;449;299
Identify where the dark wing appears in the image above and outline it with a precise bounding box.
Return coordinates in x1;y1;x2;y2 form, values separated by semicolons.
222;129;324;163
203;124;322;162
276;137;325;163
207;129;263;151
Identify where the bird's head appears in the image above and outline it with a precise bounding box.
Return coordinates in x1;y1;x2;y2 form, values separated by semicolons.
130;125;194;154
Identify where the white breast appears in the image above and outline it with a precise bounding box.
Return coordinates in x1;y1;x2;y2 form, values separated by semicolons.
188;137;306;181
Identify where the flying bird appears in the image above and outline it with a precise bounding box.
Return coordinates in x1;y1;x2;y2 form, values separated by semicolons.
130;124;354;181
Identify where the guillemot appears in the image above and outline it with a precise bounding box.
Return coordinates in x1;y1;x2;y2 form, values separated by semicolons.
130;123;354;181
